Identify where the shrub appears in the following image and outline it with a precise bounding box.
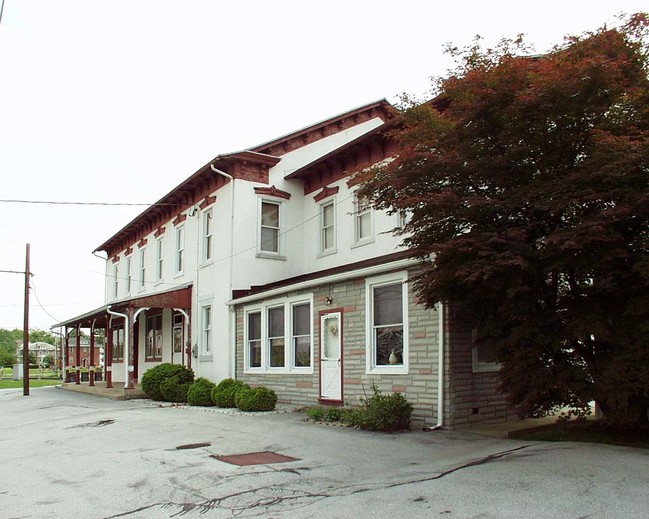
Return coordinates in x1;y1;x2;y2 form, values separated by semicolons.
358;383;413;432
141;363;194;401
187;377;216;406
160;376;192;403
324;407;343;422
341;407;368;429
211;378;250;408
236;386;277;412
306;406;325;421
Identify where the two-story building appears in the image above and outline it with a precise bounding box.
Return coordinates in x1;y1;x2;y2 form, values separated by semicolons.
56;99;514;427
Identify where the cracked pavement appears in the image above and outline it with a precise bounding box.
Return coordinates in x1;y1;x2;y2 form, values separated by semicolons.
2;387;648;518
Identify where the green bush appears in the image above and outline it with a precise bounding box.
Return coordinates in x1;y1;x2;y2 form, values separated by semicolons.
211;378;250;408
141;363;194;401
160;376;192;403
187;377;216;406
324;407;343;422
236;386;277;412
341;407;368;428
358;383;413;432
306;406;325;421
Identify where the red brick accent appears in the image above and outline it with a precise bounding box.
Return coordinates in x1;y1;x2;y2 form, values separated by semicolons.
296;381;313;388
414;331;427;339
313;185;340;202
154;226;166;238
419;368;433;375
392;385;407;393
173;213;187;226
344;378;362;385
343;305;357;313
199;196;216;210
254;185;291;200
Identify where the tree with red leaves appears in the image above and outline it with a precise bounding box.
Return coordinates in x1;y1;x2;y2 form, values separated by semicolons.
359;14;649;427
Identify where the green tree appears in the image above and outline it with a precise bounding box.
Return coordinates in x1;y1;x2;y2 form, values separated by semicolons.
0;349;16;367
359;14;649;427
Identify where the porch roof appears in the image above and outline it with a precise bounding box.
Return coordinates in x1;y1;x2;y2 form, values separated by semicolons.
54;284;193;329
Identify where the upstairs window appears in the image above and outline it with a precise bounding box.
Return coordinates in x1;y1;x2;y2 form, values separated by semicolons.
320;202;335;253
260;201;280;253
113;263;119;298
125;256;132;294
156;238;164;283
139;248;146;289
203;209;213;262
175;226;184;274
354;194;373;244
202;305;212;354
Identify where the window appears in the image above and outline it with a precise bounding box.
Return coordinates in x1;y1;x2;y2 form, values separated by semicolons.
175;226;184;274
173;312;184;354
320;202;335;253
146;313;162;361
202;305;212;354
366;273;408;374
113;264;119;298
126;256;132;293
203;209;213;261
156;238;164;282
247;311;262;368
472;329;500;372
244;295;313;373
354;194;373;243
292;303;311;367
112;325;124;361
268;306;285;368
260;201;280;253
139;248;146;289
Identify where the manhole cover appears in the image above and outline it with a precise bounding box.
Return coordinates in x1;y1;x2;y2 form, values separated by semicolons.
211;451;299;466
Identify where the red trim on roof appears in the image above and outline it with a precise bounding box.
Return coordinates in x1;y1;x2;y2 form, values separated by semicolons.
173;213;187;226
199;196;216;210
313;185;339;202
138;238;147;248
154;226;166;238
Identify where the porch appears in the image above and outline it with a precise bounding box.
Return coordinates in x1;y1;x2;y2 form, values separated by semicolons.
60;381;147;400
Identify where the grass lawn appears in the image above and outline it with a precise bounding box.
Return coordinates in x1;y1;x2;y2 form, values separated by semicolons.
0;379;62;389
512;420;649;449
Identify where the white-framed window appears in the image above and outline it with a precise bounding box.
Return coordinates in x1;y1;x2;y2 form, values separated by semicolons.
125;256;132;294
259;200;281;254
268;305;285;368
320;201;336;254
366;272;408;374
244;294;313;373
175;226;184;274
353;193;373;245
155;238;164;283
113;263;119;299
203;209;213;262
202;305;212;354
472;329;501;373
247;311;262;368
139;248;146;289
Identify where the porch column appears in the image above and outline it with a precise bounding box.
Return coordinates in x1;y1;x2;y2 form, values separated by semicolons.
89;321;96;387
106;317;113;388
75;324;81;385
64;326;69;382
186;319;192;371
126;306;135;389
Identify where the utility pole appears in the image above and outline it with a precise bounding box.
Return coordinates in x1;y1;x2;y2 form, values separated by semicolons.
23;243;30;396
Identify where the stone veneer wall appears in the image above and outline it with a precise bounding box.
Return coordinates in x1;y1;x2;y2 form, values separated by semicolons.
235;268;443;426
445;305;518;427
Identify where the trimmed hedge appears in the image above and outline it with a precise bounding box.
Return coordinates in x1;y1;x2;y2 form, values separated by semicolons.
187;377;216;406
211;378;250;408
141;363;194;401
160;376;192;403
236;386;277;412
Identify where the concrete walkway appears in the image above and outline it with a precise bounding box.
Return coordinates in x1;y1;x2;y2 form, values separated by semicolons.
60;380;147;400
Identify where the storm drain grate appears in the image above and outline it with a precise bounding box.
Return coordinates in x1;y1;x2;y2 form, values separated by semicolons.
211;451;299;466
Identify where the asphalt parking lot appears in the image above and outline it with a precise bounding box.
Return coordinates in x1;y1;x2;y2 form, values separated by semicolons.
1;386;648;519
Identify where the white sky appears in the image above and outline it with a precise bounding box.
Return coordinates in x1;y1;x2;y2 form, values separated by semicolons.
0;1;645;330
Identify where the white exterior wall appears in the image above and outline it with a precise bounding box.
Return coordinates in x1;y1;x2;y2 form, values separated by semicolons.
102;114;402;386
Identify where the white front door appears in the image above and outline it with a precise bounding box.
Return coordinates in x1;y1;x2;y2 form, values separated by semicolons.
320;311;342;401
172;313;184;365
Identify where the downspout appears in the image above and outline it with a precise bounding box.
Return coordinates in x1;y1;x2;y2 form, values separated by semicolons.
106;306;129;389
436;302;445;428
210;164;236;379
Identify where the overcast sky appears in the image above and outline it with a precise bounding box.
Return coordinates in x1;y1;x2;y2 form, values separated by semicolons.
0;1;645;331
